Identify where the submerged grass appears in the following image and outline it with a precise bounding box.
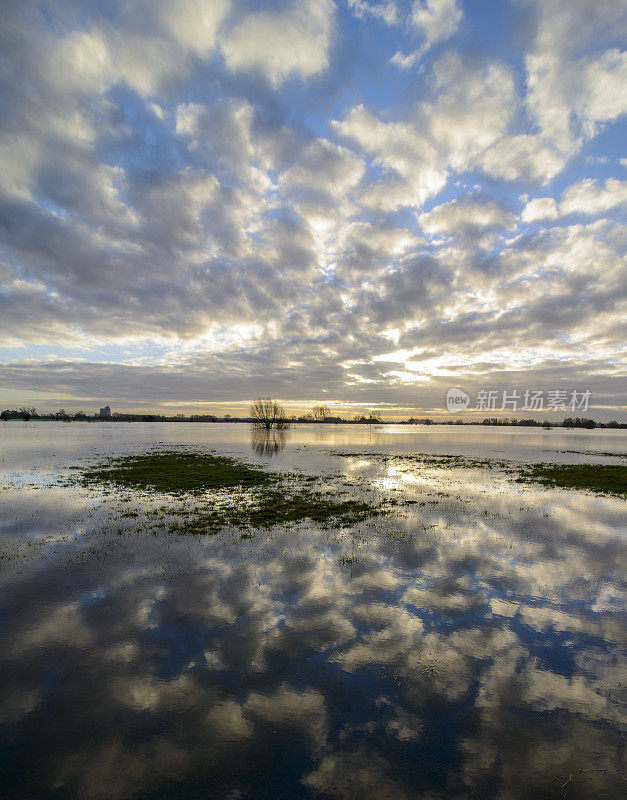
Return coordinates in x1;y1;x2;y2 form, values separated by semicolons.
517;463;627;497
327;450;511;471
167;490;379;536
66;448;626;541
70;449;387;534
330;450;627;497
77;451;271;494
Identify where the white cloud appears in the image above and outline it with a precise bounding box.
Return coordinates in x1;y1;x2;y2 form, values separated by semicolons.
521;197;559;223
154;0;231;57
410;0;463;48
279;138;365;200
419;197;516;238
221;0;334;86
560;178;627;216
0;135;39;201
335;53;515;211
52;25;187;99
46;3;229;101
425;53;515;171
348;0;399;25
0;0;625;414
480;135;565;184
390;50;422;69
333;105;446;209
174;100;258;183
245;685;328;750
578;48;627;133
392;0;462;68
360;174;444;212
525;0;627;153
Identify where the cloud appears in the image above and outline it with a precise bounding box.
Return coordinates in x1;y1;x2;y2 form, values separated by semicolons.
245;685;329;750
279;138;365;202
47;1;230;99
221;0;335;87
332;105;446;209
410;0;463;48
560;178;627;216
419;197;517;240
479;135;565;184
348;0;399;26
153;0;232;57
426;53;515;170
521;197;559;223
521;180;626;226
392;0;463;67
525;0;627;154
0;0;625;416
335;53;515;211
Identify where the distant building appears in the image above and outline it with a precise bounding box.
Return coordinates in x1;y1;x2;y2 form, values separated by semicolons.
99;405;111;419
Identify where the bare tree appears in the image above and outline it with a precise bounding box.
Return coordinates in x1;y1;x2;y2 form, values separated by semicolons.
249;398;289;429
310;404;330;422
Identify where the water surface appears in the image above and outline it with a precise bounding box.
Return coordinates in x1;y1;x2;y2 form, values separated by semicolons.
1;423;625;799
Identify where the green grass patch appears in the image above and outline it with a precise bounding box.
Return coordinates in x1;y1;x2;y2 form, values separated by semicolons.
70;449;388;534
516;463;627;497
76;451;271;494
166;490;380;536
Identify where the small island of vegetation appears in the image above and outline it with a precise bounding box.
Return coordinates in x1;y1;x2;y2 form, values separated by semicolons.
70;450;389;534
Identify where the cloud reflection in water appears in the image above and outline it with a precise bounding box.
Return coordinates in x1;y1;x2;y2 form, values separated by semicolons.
0;448;625;799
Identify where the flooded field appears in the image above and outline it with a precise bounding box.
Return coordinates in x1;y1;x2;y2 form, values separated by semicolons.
0;422;625;799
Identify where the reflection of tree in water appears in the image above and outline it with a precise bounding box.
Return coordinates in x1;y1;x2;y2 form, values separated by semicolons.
250;426;288;456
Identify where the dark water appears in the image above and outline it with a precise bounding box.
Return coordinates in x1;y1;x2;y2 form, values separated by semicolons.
0;423;625;799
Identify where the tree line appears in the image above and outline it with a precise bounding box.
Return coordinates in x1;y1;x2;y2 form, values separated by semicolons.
2;404;625;428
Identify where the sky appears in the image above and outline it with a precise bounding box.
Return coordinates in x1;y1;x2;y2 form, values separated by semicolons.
0;0;625;420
